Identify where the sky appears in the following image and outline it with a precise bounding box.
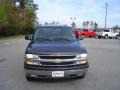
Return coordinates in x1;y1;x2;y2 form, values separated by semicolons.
34;0;120;28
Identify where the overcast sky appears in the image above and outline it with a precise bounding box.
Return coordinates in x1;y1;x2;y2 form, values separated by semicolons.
34;0;120;28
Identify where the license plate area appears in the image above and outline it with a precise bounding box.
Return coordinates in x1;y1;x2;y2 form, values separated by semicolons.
52;71;64;77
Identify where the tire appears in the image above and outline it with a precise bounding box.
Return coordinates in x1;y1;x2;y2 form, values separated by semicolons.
104;34;108;39
26;75;33;81
98;36;101;39
118;36;120;40
115;35;119;39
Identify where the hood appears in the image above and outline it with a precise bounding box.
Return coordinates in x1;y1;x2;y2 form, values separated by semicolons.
26;41;87;54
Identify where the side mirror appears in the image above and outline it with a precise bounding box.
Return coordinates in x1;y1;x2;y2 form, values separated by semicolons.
25;35;32;40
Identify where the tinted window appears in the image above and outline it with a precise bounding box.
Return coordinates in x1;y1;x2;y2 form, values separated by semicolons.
104;30;110;32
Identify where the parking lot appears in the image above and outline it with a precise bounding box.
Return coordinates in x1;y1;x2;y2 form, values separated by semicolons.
0;37;120;90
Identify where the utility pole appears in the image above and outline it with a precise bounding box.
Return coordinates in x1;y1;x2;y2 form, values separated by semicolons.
105;3;108;29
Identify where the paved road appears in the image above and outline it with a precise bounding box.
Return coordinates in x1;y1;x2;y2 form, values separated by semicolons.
0;37;120;90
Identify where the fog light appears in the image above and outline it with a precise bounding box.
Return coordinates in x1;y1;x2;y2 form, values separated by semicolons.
76;61;81;64
25;61;33;65
80;60;87;64
75;60;87;65
25;61;40;65
32;62;39;65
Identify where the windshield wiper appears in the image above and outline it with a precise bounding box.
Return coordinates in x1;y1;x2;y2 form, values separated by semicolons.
53;38;71;41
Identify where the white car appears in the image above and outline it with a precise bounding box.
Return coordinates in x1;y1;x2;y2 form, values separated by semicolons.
96;29;119;39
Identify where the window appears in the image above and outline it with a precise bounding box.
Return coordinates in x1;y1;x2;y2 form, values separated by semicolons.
104;30;110;32
34;27;76;41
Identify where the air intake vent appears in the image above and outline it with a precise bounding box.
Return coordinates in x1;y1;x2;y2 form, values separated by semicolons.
39;55;75;59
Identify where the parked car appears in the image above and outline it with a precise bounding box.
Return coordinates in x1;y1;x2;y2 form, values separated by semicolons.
81;29;96;38
24;25;89;80
96;29;119;39
74;29;96;38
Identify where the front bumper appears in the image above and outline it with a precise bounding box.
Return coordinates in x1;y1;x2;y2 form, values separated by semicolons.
25;68;88;78
24;64;89;78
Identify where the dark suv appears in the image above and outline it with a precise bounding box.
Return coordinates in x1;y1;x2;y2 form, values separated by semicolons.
24;26;89;80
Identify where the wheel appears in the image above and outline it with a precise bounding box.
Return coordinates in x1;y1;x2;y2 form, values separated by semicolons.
104;34;108;39
115;35;119;39
98;36;101;39
26;75;33;81
118;36;120;40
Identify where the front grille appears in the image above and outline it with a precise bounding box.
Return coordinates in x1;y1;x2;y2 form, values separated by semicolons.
38;54;76;66
39;55;76;59
41;61;75;65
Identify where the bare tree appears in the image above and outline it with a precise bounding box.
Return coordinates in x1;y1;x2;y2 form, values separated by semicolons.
94;22;98;31
90;21;94;29
82;21;86;29
71;22;76;29
86;21;89;29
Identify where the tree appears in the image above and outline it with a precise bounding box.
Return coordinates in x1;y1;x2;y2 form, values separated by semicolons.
86;21;89;29
0;4;9;27
0;0;38;36
18;0;38;34
0;0;19;36
94;22;98;31
113;25;119;30
90;21;94;29
71;22;76;29
82;21;98;31
82;21;88;29
82;21;86;29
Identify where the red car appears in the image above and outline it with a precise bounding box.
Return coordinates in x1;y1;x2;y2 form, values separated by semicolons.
74;29;96;38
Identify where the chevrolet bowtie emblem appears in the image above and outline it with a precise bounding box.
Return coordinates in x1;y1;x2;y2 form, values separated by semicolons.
54;59;62;63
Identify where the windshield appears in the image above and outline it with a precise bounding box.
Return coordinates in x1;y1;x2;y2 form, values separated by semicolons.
104;30;110;32
34;27;76;41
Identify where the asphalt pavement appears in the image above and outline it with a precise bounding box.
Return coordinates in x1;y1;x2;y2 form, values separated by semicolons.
0;37;120;90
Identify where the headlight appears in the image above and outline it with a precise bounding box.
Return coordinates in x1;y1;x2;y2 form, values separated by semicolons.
76;54;87;59
80;54;87;59
25;54;39;59
25;61;40;65
25;54;41;65
75;54;88;64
